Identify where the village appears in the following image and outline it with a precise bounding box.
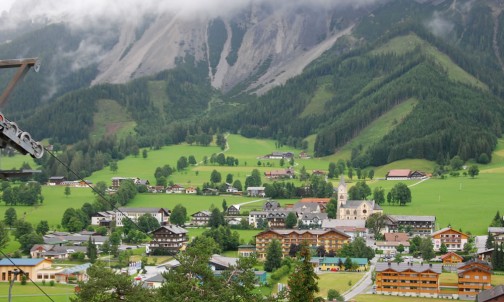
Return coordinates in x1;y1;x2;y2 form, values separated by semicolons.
2;158;502;302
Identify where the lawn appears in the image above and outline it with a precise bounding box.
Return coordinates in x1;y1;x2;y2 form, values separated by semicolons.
0;282;75;302
0;185;94;229
316;272;364;298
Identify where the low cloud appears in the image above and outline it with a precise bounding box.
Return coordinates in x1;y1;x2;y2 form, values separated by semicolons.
426;11;454;38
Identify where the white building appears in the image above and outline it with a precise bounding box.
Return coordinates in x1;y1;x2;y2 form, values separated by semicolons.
115;208;170;227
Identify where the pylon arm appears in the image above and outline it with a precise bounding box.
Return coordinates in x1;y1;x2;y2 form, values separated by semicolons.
0;112;44;158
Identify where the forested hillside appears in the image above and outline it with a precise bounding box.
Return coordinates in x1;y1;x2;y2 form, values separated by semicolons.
2;0;504;172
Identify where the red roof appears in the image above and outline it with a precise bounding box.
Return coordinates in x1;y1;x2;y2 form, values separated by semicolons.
300;198;331;204
384;233;409;242
387;169;412;177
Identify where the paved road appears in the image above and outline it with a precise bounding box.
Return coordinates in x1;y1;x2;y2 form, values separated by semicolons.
342;257;378;301
235;198;269;207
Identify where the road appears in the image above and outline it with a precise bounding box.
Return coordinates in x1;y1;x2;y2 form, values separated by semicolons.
235;198;269;207
342;256;378;301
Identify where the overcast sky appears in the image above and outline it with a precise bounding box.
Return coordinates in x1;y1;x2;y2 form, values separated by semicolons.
0;0;15;13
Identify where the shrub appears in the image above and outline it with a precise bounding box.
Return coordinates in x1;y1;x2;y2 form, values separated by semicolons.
49;280;55;286
327;289;343;301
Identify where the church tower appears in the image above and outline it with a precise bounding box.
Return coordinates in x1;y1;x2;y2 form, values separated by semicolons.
338;175;348;206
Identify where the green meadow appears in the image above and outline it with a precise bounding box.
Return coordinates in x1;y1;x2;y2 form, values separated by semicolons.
0;134;503;235
0;283;75;302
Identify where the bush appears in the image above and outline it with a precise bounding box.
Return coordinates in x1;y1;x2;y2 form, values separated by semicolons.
42;280;46;286
327;289;344;301
49;280;55;286
21;274;27;285
270;265;290;282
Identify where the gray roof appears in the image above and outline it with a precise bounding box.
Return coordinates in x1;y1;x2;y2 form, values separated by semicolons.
388;215;436;222
321;219;366;229
258;229;350;238
118;207;168;214
191;210;211;216
293;202;320;213
488;227;504;234
340;200;380;210
210;254;238;268
58;263;92;275
153;225;188;234
267;210;296;218
477;284;504;302
144;274;165;283
375;262;442;274
301;213;328;221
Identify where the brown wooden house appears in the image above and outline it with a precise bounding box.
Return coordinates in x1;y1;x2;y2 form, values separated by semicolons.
441;252;464;264
457;260;492;297
147;225;188;255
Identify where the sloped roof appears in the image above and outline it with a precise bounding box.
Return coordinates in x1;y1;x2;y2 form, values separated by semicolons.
477;284;504;302
441;252;463;260
384;233;409;242
375;262;442;274
388;215;436;222
144;274;165;283
0;258;48;266
311;257;368;266
432;227;468;237
321;219;366;229
386;169;412;177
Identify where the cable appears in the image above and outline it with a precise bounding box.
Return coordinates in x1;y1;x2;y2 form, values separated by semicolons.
0;249;56;302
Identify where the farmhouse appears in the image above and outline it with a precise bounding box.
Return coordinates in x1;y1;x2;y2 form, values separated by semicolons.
299;213;328;228
191;210;212;226
247;186;265;197
47;176;66;185
115;207;170;227
264;168;294;179
261;151;294;159
441;252;463;264
375;262;442;297
385;169;426;180
147;225;188;255
226;205;240;216
299;198;331;212
266;210;297;228
165;184;185;194
385;215;436;235
254;229;350;259
432;227;468;252
91;210;116;226
111;177;136;189
30;244;87;259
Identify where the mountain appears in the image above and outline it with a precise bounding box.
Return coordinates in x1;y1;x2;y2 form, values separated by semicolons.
1;0;504;169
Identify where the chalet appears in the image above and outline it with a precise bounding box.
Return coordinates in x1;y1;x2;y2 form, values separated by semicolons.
166;184;185;194
477;285;504;302
91;211;116;226
311;170;326;177
441;252;463;265
478;249;494;262
148;185;166;193
115;207;170;227
226;205;240;216
266;210;297;228
185;186;197;194
311;257;369;272
225;216;243;226
225;183;240;193
247;186;265;197
0;258;53;282
457;260;492;297
386;169;426;180
321;219;367;239
48;176;66;185
385;215;436;235
147;225;188;255
191;210;211;226
337;177;382;220
299;213;327;228
375;262;442;297
432;227;469;252
263;200;281;211
238;245;256;257
135;179;150;186
264;168;294;179
255;229;350;259
489;227;504;245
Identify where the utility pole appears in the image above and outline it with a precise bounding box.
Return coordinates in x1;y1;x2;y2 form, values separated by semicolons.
8;269;21;302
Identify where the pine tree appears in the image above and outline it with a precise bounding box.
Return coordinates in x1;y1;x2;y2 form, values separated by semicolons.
264;239;282;272
287;242;319;302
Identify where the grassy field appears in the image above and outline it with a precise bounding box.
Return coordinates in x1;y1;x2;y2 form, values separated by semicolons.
91;99;136;141
187;228;260;244
0;186;94;228
316;272;364;298
0;282;75;302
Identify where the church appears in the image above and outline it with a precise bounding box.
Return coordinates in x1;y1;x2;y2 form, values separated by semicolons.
337;176;383;220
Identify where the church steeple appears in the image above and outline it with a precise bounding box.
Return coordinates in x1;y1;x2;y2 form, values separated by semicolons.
338;175;347;206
